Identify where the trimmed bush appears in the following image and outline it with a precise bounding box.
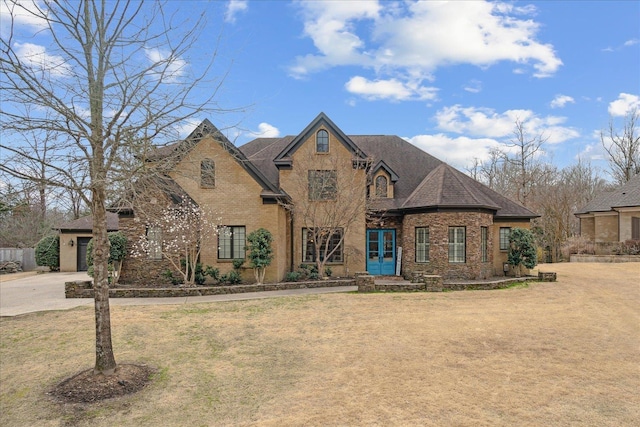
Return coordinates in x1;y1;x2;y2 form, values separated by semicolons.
35;235;59;271
86;232;128;266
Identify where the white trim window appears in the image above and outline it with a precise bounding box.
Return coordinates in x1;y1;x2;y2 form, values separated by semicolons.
415;227;430;263
448;226;466;263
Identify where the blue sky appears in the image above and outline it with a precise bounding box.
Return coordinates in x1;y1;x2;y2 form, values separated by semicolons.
3;0;640;175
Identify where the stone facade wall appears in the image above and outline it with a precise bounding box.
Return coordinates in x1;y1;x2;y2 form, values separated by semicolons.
118;216;175;286
65;278;355;298
402;211;494;280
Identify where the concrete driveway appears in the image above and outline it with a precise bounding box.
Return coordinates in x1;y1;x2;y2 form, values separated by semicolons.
0;272;356;317
0;272;94;316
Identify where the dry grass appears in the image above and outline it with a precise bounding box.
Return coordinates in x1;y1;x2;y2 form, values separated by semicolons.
1;262;638;426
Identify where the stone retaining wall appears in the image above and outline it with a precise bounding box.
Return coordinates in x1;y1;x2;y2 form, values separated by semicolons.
357;274;539;293
570;254;640;263
65;279;355;298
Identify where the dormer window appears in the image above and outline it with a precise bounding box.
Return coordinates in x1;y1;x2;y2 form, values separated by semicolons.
375;175;388;198
316;129;329;153
201;159;215;188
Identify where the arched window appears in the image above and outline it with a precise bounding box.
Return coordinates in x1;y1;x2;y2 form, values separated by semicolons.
201;159;215;188
375;175;388;198
316;129;329;153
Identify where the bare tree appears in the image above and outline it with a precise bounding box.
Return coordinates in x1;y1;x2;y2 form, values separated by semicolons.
1;0;224;375
131;197;221;286
280;147;370;277
503;118;550;207
601;108;640;185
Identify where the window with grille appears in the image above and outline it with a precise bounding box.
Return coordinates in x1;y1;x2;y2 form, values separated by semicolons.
218;226;246;260
308;170;337;200
146;226;162;260
375;175;388;198
416;227;430;263
316;129;329;153
201;159;215;188
302;228;343;263
448;226;466;263
481;226;488;262
499;227;511;251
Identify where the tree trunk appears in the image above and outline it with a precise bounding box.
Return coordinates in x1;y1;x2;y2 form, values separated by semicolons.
92;183;117;375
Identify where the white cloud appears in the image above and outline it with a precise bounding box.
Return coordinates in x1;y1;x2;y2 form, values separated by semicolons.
434;104;579;144
407;134;502;170
624;38;639;47
290;0;562;99
608;93;640;116
345;76;437;101
463;80;482;94
248;122;280;138
13;42;72;78
225;0;248;23
0;0;49;36
145;48;187;82
550;94;575;109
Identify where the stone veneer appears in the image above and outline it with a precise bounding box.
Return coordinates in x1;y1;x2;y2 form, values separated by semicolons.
65;278;355;298
118;215;175;286
401;211;494;280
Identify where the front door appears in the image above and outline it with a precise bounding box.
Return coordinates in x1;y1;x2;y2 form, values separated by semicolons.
366;229;396;275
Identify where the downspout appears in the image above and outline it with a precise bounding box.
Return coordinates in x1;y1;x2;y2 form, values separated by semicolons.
290;211;295;272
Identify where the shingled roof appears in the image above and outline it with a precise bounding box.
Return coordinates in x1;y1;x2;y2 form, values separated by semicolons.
240;132;537;218
575;173;640;214
57;212;119;232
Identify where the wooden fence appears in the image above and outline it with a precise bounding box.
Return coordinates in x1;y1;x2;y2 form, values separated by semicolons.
0;248;36;271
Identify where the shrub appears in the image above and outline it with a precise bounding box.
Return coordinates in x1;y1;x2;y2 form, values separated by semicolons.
285;271;301;282
246;228;273;284
86;232;128;266
232;258;245;270
35;235;59;271
204;266;220;281
162;269;183;286
324;266;332;277
613;240;640;255
507;228;537;277
560;235;595;260
220;270;242;285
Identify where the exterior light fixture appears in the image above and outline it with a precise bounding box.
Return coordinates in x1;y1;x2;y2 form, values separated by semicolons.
69;238;74;247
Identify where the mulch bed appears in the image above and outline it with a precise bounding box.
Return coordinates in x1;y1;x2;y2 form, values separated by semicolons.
49;364;156;404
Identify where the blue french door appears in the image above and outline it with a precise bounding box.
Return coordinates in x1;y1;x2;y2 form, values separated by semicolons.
366;229;396;275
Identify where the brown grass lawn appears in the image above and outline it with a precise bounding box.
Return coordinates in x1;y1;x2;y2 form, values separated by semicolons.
1;262;638;426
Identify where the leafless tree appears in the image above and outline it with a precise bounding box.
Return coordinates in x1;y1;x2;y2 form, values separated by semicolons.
280;147;371;277
601;108;640;185
503;118;550;207
1;0;225;375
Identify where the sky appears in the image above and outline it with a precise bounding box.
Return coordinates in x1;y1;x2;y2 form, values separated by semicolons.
3;0;640;177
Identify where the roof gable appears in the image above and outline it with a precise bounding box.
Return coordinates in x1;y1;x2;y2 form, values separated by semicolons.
273;112;368;168
153;120;281;196
371;160;399;182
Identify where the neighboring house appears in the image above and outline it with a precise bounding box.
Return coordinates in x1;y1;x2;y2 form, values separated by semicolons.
114;112;538;285
575;173;640;249
57;212;119;272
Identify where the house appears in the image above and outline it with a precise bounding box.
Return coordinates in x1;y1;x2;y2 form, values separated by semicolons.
575;173;640;250
114;112;538;285
57;212;119;272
